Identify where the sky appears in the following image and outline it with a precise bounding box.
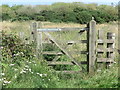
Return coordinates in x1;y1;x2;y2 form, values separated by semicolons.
1;0;120;6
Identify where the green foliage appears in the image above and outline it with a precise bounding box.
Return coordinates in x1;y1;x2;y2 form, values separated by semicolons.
1;2;118;23
42;43;59;61
34;16;45;21
1;32;59;88
61;11;77;23
40;10;56;22
2;13;11;20
75;11;92;24
17;16;30;21
1;31;35;64
1;31;118;88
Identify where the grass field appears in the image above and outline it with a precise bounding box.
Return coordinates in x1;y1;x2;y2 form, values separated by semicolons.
0;21;119;88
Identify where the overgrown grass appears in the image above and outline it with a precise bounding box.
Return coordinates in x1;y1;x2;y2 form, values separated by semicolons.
0;21;119;88
56;65;118;88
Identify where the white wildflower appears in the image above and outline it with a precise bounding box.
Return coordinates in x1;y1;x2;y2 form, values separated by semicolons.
7;81;11;84
39;74;42;77
25;65;29;68
4;81;10;84
48;79;50;81
0;46;3;49
4;81;7;83
31;72;33;74
9;64;15;66
108;64;112;67
13;53;19;56
3;83;5;86
20;70;26;74
34;55;36;57
29;62;31;64
1;73;5;76
15;53;19;56
25;68;28;71
20;52;24;55
44;74;47;76
29;69;32;72
14;75;17;78
14;69;18;71
36;73;39;75
23;70;26;73
8;81;11;83
3;78;6;80
4;80;11;84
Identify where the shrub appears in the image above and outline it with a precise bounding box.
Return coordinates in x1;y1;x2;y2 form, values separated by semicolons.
76;11;92;24
61;11;77;23
34;16;45;21
2;13;11;21
17;16;30;21
1;32;60;88
1;3;118;23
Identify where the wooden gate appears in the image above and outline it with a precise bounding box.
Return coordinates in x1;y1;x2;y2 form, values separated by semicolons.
19;18;116;74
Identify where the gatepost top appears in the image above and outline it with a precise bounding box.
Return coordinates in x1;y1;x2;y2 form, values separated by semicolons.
92;17;94;20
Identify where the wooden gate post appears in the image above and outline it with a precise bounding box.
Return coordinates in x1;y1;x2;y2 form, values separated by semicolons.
87;17;97;74
19;32;24;41
31;22;39;58
30;22;37;43
37;22;43;59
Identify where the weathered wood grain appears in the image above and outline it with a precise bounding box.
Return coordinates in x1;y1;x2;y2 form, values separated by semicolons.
37;27;88;32
97;58;115;63
48;61;75;65
44;32;84;69
88;18;96;74
42;51;63;55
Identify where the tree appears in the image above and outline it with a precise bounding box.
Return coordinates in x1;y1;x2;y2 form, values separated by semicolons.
76;11;92;24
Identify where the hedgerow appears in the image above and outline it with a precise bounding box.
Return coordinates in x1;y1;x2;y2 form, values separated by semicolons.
1;2;118;24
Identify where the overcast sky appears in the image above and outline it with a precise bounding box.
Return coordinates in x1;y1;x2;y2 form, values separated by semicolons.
1;0;119;6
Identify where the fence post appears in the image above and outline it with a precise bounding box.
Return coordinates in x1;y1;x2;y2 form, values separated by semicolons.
88;17;96;74
19;32;24;41
30;22;36;43
31;22;37;43
37;22;43;59
31;22;39;57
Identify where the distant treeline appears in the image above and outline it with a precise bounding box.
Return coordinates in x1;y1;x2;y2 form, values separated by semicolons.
0;2;118;24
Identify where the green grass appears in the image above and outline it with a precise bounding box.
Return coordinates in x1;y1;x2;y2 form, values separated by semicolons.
1;21;119;88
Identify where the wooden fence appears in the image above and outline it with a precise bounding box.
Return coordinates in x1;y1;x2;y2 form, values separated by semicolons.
19;18;116;74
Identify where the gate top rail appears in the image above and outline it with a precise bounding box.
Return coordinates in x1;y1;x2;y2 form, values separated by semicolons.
37;27;88;32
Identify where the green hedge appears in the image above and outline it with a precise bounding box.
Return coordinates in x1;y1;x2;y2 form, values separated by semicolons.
1;3;118;24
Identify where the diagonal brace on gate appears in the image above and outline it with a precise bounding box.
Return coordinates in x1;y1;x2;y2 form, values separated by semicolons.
44;32;85;70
